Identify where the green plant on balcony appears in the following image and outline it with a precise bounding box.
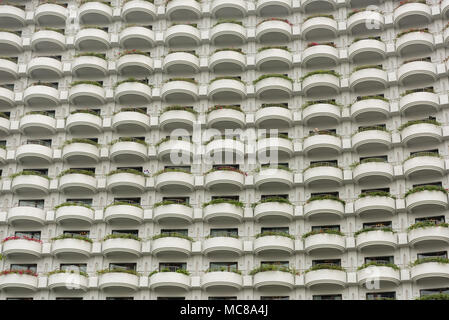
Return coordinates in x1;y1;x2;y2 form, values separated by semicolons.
255;231;295;240
398;119;441;131
405;185;447;197
411;257;449;266
107;168;148;177
206;105;243;114
352;64;383;73
10;170;50;180
396;28;429;39
74;52;106;59
354;227;394;237
259;103;289;109
301;99;342;109
254;164;293;173
57;168;95;178
306;194;345;205
210;76;245;84
70;80;102;87
202;198;243;208
304;264;345;273
416;293;449;300
206;267;242;275
303;161;341;172
47;269;89;277
114;77;148;88
152;168;191;176
103;233;141;241
149;268;190;277
257;45;290;52
253;74;293;84
152;233;193;241
70;109;101;117
110;136;148;146
357;262;399;271
407;221;449;231
251;197;292;208
358;191;395;199
205;233;239;239
350;157;388;169
104;201;142;209
249;264;297;275
303;14;334;22
63;138;99;147
118;49;151;58
54;201;94;211
162;105;198;114
404;151;441;162
165;77;198;84
153;200;192;208
114;107;147;115
213;19;243;27
51;234;93;243
97;269;140;276
302;229;344;239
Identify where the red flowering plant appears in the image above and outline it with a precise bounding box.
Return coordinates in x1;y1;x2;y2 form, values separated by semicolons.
257;17;293;27
396;0;426;9
2;236;42;244
0;269;38;277
306;42;336;48
206;166;247;176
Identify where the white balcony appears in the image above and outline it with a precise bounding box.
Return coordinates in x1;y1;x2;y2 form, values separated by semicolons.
255;76;293;99
48;273;88;291
15;144;53;165
347;10;384;35
75;28;109;51
256;19;292;43
159;109;196;130
406;190;448;211
117;53;153;77
394;2;431;28
66;111;102;134
69;83;105;106
27;57;62;80
78;1;112;25
356;230;397;250
256;48;292;71
302;45;338;68
305;269;346;288
155;171;194;192
72;55;108;78
0;31;22;55
23;85;59;107
253;271;294;289
152;237;191;256
210;0;247;18
301;0;336;13
157;139;193;162
35;3;68;27
398;61;436;86
409;226;449;247
0;116;10;136
165;25;200;47
357;266;400;286
55;204;94;225
348;39;386;63
254;235;294;255
119;26;154;49
302;102;340;125
62;142;100;163
114;81;151;105
403;155;444;178
210;50;246;73
150;272;190;291
0;57;18;82
0;87;15;107
257;136;293;159
51;238;92;257
399;91;439;115
349;68;388;93
111;110;150;132
303;166;343;186
350;98;390;122
303;134;342;156
211;22;246;45
203;203;243;223
255;106;292;128
302;73;340;97
122;0;156;23
205;138;245;159
20;113;56;136
352;129;391;152
304;233;345;253
161;80;198;102
11;174;50;195
106;172;146;193
401;122;442;146
207;107;245;129
257;0;292;16
7;206;46;226
98;272;139;291
153;203;193;224
0;5;25;28
201;272;243;290
411;262;449;282
208;78;246;101
254;168;294;190
102;238;141;257
2;239;42;258
396;31;434;57
302;16;337;40
442;0;449;19
303;199;345;219
254;201;294;222
202;237;243;256
205;170;245;191
104;204;144;224
166;0;201;20
0;274;38;291
163;52;199;74
353;162;394;183
354;195;396;216
31;29;66;52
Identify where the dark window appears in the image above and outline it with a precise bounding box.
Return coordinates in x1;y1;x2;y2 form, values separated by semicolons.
261;194;288;200
23;168;48;176
417;251;447;260
209;262;238;272
10;264;37;273
366;292;395;300
260;296;289;300
157;297;185;300
208;297;237;300
310;160;338;166
60;264;87;273
310;191;339;197
18;199;44;208
159;263;187;272
313;295;342;300
362;221;392;229
420;288;449;297
164;165;191;172
212;164;239;170
309;128;337;135
6;297;33;300
413;182;442;188
70;167;96;173
161;229;188;236
111;230;138;237
360;155;388;163
26;139;52;147
162;196;189;204
106;297;134;300
261;261;289;268
312;259;341;267
415;216;445;223
210;228;238;238
211;195;239;201
364;256;394;265
114;197;141;205
66;198;92;206
361;187;389;194
63;230;89;237
410;149;438;156
261;227;289;234
311;225;340;232
14;231;41;240
55;297;83;300
109;263;136;271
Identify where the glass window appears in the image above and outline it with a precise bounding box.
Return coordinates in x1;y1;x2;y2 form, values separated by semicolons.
112;230;138;237
18;199;44;209
364;256;394;265
261;261;289;268
366;292;396;300
312;259;341;267
209;262;238;272
261;227;289;234
157;297;185;300
109;263;136;271
420;288;449;297
60;264;87;273
10;264;37;273
14;231;41;240
311;225;340;232
362;221;392;229
415;216;445;223
417;251;447;260
159;263;187;272
63;230;89;237
261;296;289;300
106;297;134;300
208;297;237;300
210;228;238;238
313;295;342;300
